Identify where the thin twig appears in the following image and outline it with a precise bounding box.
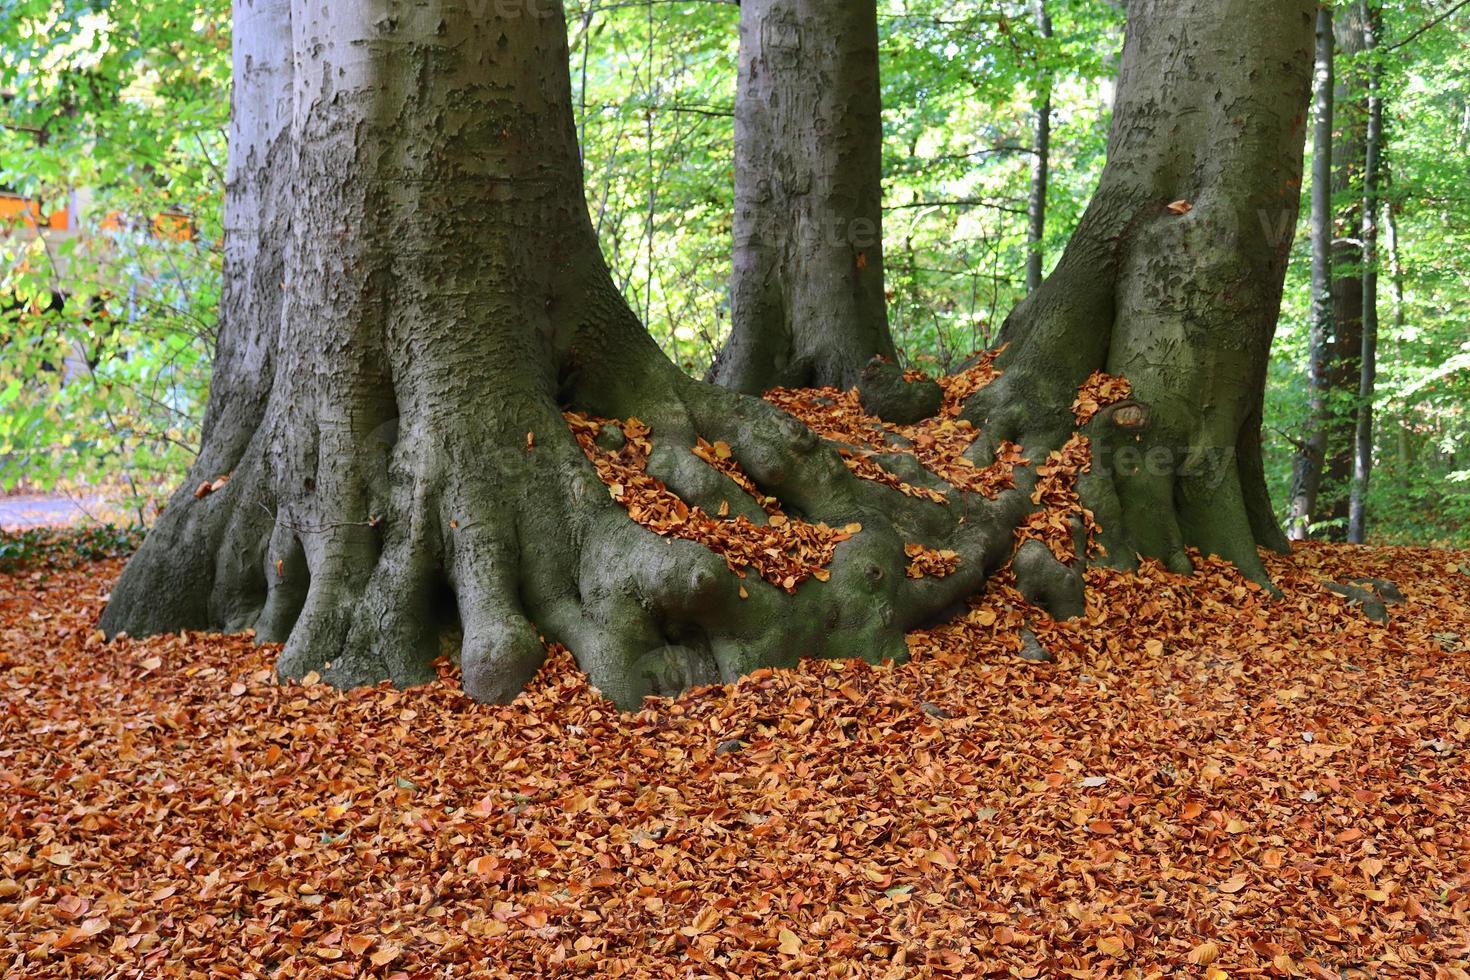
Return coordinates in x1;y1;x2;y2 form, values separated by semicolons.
256;501;382;536
1385;0;1470;51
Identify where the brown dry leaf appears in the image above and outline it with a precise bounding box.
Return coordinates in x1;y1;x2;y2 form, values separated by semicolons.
1189;941;1220;965
6;420;1470;978
467;855;500;876
684;906;720;936
1218;875;1249;894
370;943;403;966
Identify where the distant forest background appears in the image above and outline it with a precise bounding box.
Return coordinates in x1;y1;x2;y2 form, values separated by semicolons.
2;0;1467;544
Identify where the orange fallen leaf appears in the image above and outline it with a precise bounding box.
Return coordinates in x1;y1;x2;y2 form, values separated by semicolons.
1189;941;1220;965
370;943;403;966
1218;875;1249;894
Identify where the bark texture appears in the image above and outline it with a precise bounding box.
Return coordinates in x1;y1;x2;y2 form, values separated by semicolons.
102;0;1013;709
959;0;1314;583
712;0;923;416
1350;0;1383;544
103;0;1315;709
99;0;294;631
1323;7;1371;539
1025;0;1053;295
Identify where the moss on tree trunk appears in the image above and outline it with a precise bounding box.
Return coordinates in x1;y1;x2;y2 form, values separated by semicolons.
102;0;1316;708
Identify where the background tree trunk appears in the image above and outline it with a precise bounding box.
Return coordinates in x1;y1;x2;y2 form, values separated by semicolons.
1350;0;1383;544
1289;6;1336;542
1322;6;1370;539
91;0;295;633
1025;0;1053;296
712;0;898;395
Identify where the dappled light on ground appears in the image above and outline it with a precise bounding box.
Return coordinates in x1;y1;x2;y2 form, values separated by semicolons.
3;544;1469;976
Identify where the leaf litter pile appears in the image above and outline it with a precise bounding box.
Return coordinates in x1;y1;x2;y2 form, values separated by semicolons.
4;374;1470;978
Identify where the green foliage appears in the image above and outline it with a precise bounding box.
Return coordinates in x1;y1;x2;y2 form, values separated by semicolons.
1264;0;1470;546
571;0;1123;373
0;0;226;508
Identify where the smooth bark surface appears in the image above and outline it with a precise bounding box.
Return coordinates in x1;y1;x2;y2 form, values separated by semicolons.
1025;0;1053;295
1289;7;1337;541
712;0;902;399
1350;0;1384;544
97;0;294;631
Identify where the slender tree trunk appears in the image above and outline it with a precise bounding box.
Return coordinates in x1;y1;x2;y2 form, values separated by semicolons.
1025;0;1053;295
1320;5;1370;539
1385;186;1406;330
712;0;938;421
1288;6;1336;541
1349;0;1383;544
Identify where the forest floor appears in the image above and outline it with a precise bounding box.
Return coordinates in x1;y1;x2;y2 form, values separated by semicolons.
1;537;1468;978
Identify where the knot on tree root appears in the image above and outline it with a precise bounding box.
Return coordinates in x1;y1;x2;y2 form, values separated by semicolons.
856;356;944;425
1324;578;1405;624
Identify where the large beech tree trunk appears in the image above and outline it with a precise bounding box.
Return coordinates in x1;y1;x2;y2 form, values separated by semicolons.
711;0;902;398
103;0;1314;708
102;0;1009;708
960;0;1312;583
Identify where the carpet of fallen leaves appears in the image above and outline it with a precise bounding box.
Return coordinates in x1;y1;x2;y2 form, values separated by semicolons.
3;541;1470;978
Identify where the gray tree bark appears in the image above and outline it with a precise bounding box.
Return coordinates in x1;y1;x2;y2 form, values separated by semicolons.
1321;6;1371;539
1288;6;1336;542
1349;0;1383;544
712;0;936;421
961;0;1313;583
92;0;294;631
102;0;1315;708
101;0;1012;708
1025;0;1053;295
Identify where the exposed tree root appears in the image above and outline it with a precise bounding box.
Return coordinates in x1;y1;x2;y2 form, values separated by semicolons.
104;349;1133;708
